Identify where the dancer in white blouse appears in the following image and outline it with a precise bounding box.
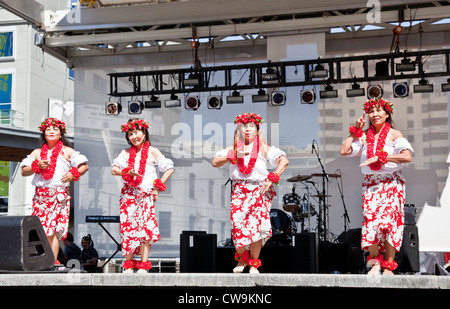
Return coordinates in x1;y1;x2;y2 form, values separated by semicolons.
111;118;174;273
340;99;413;275
20;118;89;265
212;113;289;273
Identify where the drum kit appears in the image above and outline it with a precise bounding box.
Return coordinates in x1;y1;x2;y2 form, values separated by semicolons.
276;172;341;241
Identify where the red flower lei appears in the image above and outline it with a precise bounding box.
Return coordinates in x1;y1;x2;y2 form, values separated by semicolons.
236;137;259;175
366;123;390;171
40;141;63;180
122;141;150;187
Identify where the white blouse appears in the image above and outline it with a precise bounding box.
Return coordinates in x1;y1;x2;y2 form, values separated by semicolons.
347;137;414;174
214;146;286;182
20;152;88;189
112;153;174;190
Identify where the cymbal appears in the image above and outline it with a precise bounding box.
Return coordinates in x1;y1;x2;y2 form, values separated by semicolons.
287;175;312;182
311;194;332;198
311;173;341;178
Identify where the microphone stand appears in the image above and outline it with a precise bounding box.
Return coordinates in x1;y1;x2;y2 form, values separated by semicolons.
335;170;350;243
312;140;329;241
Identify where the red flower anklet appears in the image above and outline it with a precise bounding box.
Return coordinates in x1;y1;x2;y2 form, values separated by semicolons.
248;258;261;269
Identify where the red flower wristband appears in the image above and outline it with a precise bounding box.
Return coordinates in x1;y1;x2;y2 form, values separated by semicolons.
267;172;280;185
31;159;41;174
349;125;363;138
227;149;237;164
376;149;388;165
69;167;81;181
153;178;166;191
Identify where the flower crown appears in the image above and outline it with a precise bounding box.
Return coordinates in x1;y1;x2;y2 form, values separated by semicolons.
234;113;263;125
363;98;394;114
121;119;150;132
39;118;67;134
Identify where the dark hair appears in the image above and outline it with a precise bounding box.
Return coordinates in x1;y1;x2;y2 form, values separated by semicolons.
124;118;150;146
40;130;72;147
82;234;94;247
66;232;74;242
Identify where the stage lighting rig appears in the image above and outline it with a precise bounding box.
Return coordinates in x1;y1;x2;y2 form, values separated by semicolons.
164;93;181;108
185;95;200;110
207;95;223;109
128;100;144;114
367;84;383;99
105;100;122;115
145;95;161;109
301;89;315;104
320;84;338;99
270;91;285;106
226;90;244;104
346;82;365;98
396;57;416;72
413;77;433;93
441;78;450;92
311;63;328;78
393;82;409;98
252;89;269;103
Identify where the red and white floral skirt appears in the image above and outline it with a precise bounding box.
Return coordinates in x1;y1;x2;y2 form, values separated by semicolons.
119;184;160;256
32;186;71;240
361;171;405;252
230;180;276;250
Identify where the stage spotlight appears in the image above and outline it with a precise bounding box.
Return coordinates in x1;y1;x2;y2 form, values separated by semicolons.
270;91;285;106
252;89;269;103
413;77;433;93
441;78;450;92
262;67;279;81
185;95;200;110
105;101;122;115
367;84;383;99
320;84;338;99
311;64;328;78
144;95;161;108
346;82;365;98
128;100;144;114
393;82;409;98
183;72;202;87
396;58;416;72
164;93;181;108
301;89;315;104
207;95;223;109
226;90;244;104
375;61;389;77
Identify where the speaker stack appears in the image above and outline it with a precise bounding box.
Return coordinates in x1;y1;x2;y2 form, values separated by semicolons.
395;204;420;273
180;231;217;272
0;216;54;272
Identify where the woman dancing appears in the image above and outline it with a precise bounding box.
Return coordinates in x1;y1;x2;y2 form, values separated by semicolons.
340;98;413;275
212;113;289;273
111;118;174;273
20;118;89;265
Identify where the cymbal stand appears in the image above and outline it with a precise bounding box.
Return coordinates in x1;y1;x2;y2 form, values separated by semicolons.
312;140;329;241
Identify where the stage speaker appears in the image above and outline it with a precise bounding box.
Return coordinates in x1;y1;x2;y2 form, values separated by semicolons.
395;225;420;273
0;216;54;271
291;232;319;273
180;231;217;273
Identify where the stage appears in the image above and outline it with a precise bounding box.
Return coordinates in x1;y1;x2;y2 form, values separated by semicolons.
0;272;449;289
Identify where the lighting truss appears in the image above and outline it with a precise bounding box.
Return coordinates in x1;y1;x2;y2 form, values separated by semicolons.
107;49;450;97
